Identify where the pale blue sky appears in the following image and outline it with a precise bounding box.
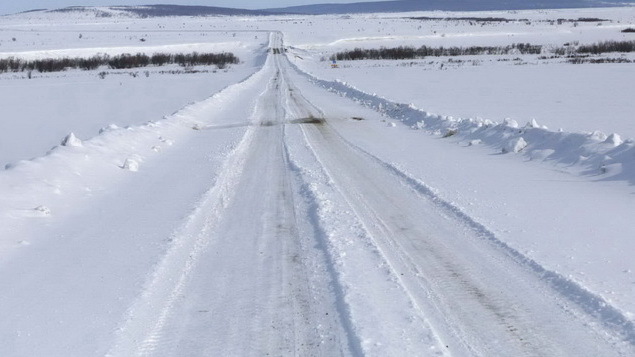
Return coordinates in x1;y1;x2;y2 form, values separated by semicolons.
1;0;380;16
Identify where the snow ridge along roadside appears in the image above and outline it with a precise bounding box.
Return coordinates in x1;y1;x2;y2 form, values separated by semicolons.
288;59;635;186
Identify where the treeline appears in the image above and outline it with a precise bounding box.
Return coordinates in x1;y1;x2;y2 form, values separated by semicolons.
332;40;635;61
331;43;542;61
0;52;239;74
576;40;635;54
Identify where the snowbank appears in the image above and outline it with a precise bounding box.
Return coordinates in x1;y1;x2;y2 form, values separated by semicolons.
291;62;635;185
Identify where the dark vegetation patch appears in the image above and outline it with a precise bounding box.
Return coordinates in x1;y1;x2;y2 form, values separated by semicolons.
442;129;458;138
576;40;635;54
408;17;609;25
570;17;609;22
410;16;514;23
0;52;239;74
332;40;635;62
568;57;633;64
621;28;635;33
332;43;542;61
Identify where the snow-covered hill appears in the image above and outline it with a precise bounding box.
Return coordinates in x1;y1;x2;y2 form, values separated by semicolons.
9;4;286;18
265;0;635;14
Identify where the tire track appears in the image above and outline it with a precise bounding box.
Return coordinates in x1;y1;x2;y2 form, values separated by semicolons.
279;51;634;355
107;113;259;357
109;32;356;356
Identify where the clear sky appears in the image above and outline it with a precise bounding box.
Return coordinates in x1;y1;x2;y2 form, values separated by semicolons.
0;0;381;16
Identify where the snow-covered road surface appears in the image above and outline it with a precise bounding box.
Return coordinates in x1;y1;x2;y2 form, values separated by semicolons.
1;32;634;356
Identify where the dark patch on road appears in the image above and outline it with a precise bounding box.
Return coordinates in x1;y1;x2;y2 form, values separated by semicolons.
289;117;325;125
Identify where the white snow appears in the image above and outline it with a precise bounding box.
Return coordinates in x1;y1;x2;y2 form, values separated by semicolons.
502;136;528;153
0;6;634;357
60;132;83;147
121;157;140;172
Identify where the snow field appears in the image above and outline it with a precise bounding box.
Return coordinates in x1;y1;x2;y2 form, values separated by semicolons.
288;60;635;185
0;7;634;356
0;41;273;355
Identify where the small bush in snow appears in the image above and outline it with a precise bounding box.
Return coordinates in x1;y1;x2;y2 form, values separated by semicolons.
442;129;458;138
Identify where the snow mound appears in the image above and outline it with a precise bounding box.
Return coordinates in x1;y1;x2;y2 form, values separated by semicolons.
503;118;519;129
527;118;540;128
99;124;120;134
61;133;82;147
604;133;623;147
121;158;140;172
298;67;635;185
503;137;528;154
160;137;175;146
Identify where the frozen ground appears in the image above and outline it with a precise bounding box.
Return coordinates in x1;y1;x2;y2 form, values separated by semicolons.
0;6;634;357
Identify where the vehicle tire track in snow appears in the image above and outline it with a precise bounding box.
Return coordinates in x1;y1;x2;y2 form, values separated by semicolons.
110;33;355;356
144;45;353;356
299;113;634;357
106;105;260;357
279;54;450;355
107;34;275;356
350;143;635;350
276;53;634;355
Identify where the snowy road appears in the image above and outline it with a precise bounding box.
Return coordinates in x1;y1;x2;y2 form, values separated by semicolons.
1;32;634;356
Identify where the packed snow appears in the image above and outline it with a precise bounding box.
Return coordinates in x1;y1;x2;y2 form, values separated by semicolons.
0;5;634;357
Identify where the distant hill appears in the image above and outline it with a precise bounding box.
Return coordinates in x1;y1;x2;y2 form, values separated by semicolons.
47;5;285;18
21;1;635;18
264;0;635;15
